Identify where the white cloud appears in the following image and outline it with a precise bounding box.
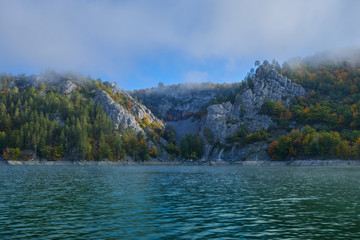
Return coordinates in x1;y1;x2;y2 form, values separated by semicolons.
183;70;209;83
0;0;359;78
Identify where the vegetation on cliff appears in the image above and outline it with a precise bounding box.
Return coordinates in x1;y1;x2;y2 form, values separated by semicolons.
3;52;360;162
267;59;360;160
0;75;162;161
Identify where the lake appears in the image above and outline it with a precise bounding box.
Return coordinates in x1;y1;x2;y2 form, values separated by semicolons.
0;165;359;239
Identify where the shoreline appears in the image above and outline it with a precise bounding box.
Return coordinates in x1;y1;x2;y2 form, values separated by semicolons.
1;159;360;166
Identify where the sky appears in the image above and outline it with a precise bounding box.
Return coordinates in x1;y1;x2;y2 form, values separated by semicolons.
0;0;360;90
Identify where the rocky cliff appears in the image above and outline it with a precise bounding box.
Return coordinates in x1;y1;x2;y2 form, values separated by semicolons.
94;90;145;133
202;61;305;141
132;61;305;162
239;61;306;116
200;61;305;161
131;82;238;141
104;81;163;127
131;82;238;120
14;71;81;94
3;63;305;162
94;85;171;161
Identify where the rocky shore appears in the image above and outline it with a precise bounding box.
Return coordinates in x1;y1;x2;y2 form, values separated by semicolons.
2;159;360;166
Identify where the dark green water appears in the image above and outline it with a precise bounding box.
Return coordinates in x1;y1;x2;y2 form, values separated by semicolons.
0;165;360;239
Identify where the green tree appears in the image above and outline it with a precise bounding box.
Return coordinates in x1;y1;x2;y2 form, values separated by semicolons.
180;134;204;159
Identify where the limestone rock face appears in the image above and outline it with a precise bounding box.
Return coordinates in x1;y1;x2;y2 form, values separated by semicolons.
201;101;274;144
131;102;162;126
209;142;270;162
240;61;305;116
61;80;77;94
131;82;237;120
104;81;122;95
94;90;144;133
104;81;164;127
95;86;171;160
155;91;215;119
200;62;305;160
128;62;306;162
202;102;239;142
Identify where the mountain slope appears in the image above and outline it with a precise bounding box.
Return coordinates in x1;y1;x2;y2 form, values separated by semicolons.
0;72;171;161
200;61;305;161
133;54;360;161
3;51;360;162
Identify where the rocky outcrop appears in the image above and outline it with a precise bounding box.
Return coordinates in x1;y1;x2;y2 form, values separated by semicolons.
131;101;163;126
240;61;305;116
94;86;172;160
155;91;215;119
200;61;305;161
104;81;122;95
166;118;201;143
94;90;144;133
104;81;164;128
131;82;238;120
129;61;306;162
61;80;77;94
208;142;270;162
17;72;78;95
201;101;274;143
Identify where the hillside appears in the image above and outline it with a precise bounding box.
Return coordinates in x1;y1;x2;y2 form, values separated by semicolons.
0;72;174;161
267;55;360;160
133;53;360;161
133;61;306;161
2;51;360;162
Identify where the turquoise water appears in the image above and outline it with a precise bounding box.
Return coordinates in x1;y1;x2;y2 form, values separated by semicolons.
0;165;360;239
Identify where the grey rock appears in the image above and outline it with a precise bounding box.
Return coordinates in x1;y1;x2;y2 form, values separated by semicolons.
159;137;169;147
208;142;270;162
129;62;305;161
240;61;305;116
131;82;237;120
201;102;239;143
55;116;65;127
94;87;170;158
104;81;122;95
200;62;305;159
104;81;164;128
61;80;77;94
166;118;201;143
20;73;78;95
200;101;274;145
8;81;15;88
131;101;163;127
94;90;144;133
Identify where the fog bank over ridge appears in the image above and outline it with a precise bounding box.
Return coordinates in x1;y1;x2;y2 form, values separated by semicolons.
0;0;359;89
286;47;360;67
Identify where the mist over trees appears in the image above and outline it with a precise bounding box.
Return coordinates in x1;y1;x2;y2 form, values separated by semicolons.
0;75;158;161
266;57;360;160
4;50;360;161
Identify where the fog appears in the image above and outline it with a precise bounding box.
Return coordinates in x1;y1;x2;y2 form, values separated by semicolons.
286;48;360;67
0;0;359;84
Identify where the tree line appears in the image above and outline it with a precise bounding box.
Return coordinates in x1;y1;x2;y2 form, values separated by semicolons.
266;59;360;160
0;78;153;161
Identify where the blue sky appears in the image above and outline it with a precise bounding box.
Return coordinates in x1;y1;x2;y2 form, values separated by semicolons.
0;0;359;90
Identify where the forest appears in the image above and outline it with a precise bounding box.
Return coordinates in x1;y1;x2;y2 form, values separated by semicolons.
0;76;172;161
266;59;360;159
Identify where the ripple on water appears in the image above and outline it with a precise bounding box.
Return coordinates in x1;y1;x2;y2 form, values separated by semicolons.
0;165;360;239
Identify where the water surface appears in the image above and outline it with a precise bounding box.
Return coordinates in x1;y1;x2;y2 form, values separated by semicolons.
0;165;359;239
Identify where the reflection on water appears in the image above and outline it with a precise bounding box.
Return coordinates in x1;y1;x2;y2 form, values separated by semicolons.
0;165;360;239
